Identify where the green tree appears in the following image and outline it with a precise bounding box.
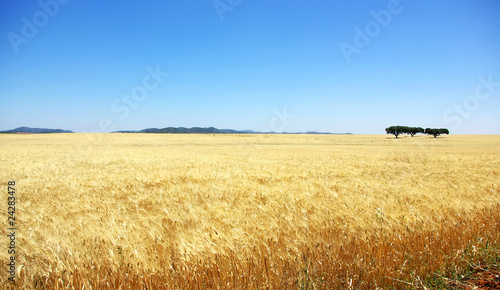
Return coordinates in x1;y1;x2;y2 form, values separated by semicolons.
407;127;424;137
385;126;408;138
425;128;449;138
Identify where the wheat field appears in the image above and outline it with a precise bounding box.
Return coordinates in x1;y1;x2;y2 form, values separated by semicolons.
1;134;499;289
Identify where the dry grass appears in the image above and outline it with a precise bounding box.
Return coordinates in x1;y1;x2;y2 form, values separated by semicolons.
0;134;499;289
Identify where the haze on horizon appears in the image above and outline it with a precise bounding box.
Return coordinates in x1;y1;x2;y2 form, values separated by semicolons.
1;1;499;134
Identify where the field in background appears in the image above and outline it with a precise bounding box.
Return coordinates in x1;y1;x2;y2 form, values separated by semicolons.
1;134;499;288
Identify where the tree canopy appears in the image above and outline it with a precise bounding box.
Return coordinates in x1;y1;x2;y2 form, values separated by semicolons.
385;126;425;138
407;127;425;137
424;128;449;138
385;126;448;138
385;126;406;138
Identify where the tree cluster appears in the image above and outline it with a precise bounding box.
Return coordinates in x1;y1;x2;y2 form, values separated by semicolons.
385;126;449;138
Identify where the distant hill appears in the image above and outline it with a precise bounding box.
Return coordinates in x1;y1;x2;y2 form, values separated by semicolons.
0;127;74;134
115;127;243;134
139;127;241;134
114;127;351;135
0;126;351;134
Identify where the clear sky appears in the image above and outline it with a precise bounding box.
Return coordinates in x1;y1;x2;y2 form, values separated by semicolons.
1;0;499;134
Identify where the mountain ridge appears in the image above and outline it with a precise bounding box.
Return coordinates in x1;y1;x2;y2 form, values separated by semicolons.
0;127;74;134
0;126;352;134
113;127;351;135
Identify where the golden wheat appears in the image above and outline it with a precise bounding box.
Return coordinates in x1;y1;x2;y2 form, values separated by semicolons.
0;134;499;288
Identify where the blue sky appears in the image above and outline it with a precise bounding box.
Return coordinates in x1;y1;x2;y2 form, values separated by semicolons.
1;0;499;134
